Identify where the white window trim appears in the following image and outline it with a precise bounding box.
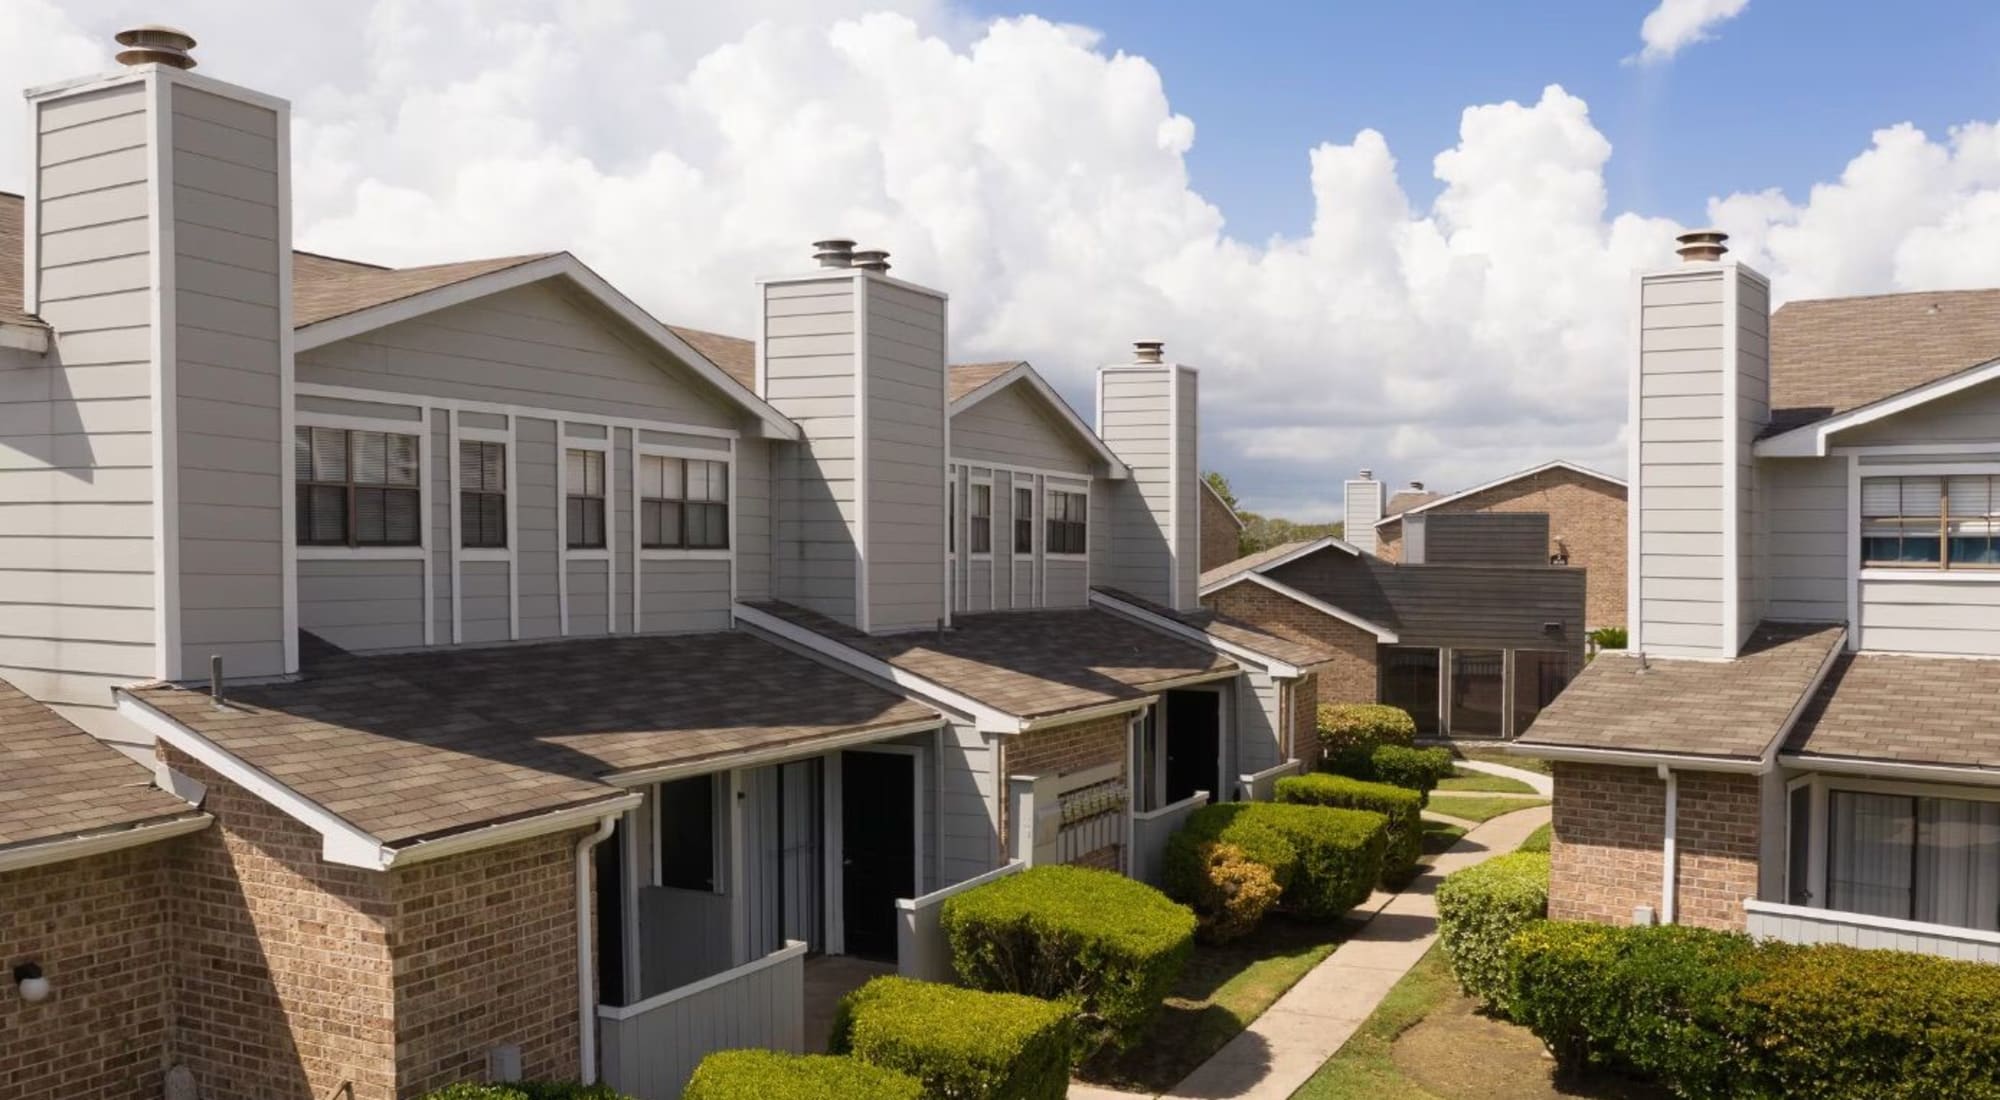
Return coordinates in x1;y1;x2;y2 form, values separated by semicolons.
1044;480;1092;561
631;440;737;631
968;473;995;562
559;430;616;636
1848;462;2000;644
449;412;520;640
294;410;436;644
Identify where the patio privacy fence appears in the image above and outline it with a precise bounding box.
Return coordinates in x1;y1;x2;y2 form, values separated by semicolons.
894;860;1028;982
1130;789;1210;887
1744;899;2000;963
1235;758;1307;802
598;939;807;1100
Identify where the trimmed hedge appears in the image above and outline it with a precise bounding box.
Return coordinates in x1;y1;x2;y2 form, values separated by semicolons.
1364;745;1454;802
940;864;1195;1054
1274;772;1422;886
1433;851;1549;1014
682;1050;922;1100
421;1086;632;1100
1180;841;1283;943
1504;921;2000;1099
831;976;1075;1100
1164;802;1386;923
1315;703;1415;762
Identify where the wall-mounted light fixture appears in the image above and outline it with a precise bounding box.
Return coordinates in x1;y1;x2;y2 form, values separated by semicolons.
13;962;49;1003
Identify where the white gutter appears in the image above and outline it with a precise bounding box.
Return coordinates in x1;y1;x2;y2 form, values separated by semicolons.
1507;741;1767;774
1779;754;2000;787
1088;589;1303;678
1018;696;1154;733
1659;763;1678;925
386;791;641;868
0;813;212;873
576;813;619;1085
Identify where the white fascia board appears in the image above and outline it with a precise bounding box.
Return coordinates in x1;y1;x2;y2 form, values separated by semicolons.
1758;627;1847;767
1196;537;1360;594
950;363;1132;479
383;791;641;868
0;813;212;874
1777;754;2000;788
0;323;50;355
1754;356;2000;458
1507;741;1768;774
602;717;948;788
1372;459;1629;528
1200;572;1399;643
1087;589;1301;678
732;603;1025;733
1017;696;1155;732
294;254;801;441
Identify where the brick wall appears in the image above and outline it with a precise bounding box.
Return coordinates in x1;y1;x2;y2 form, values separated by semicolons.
1549;762;1760;931
1376;467;1626;628
1199;487;1242;574
1203;581;1378;705
1005;713;1129;868
1285;673;1318;761
0;847;174;1100
391;832;584;1094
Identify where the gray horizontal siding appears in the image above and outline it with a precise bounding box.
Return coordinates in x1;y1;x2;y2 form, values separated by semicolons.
1423;513;1550;566
298;559;425;652
951;383;1093;473
637;558;731;634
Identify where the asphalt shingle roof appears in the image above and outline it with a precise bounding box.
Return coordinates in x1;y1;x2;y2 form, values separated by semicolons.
746;601;1235;720
0;678;198;851
127;631;938;848
1768;288;2000;436
1199;540;1318;591
1785;652;2000;775
1515;622;1847;759
1092;586;1337;669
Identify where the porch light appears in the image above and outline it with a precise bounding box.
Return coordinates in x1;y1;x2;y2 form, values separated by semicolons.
13;962;49;1003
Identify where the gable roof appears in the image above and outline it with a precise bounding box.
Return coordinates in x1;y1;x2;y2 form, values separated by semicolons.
948;360;1130;478
667;324;757;389
1766;288;2000;438
1375;460;1627;529
1200;478;1245;529
1384;489;1440;518
1089;586;1335;673
1784;651;2000;782
1198;537;1360;592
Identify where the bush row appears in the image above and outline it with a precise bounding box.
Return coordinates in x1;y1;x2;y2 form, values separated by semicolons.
1274;772;1422;886
683;1050;921;1100
1314;703;1414;758
1506;922;2000;1100
832;975;1075;1099
1432;850;1549;1014
422;1085;630;1100
1164;801;1387;934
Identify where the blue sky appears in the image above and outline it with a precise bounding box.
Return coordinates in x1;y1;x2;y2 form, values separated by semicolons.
966;0;2000;241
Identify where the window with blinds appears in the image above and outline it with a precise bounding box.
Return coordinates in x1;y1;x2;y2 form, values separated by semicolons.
1014;486;1034;554
565;449;606;550
459;440;508;549
1047;489;1088;555
1861;475;1999;568
294;426;420;547
638;454;729;550
969;483;993;554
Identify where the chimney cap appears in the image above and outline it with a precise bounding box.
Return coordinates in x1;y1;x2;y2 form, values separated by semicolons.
1132;340;1165;364
1357;468;1374;480
1675;228;1729;263
1409;480;1425;490
811;239;855;269
115;24;197;69
851;249;891;273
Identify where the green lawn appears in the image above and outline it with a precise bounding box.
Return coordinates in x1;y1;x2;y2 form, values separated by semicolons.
1292;945;1454;1099
1077;918;1346;1093
1456;747;1552;775
1519;822;1552;853
1435;767;1537;795
1421;819;1468;857
1425;795;1550;824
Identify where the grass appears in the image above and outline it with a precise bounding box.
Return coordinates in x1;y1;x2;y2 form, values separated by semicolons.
1421;819;1468;857
1426;795;1550;824
1455;747;1552;776
1435;767;1537;795
1520;823;1552;853
1291;944;1455;1099
1078;917;1346;1092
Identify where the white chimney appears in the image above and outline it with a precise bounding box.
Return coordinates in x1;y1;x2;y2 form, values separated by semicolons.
1631;229;1770;659
1096;341;1199;610
1344;470;1385;555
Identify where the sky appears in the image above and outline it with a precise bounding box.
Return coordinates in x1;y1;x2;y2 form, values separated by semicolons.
6;0;2000;520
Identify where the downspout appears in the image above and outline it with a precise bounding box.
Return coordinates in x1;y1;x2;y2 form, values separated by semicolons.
1658;764;1678;925
576;814;619;1085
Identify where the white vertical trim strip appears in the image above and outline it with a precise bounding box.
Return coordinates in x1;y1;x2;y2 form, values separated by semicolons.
275;93;299;671
606;432;618;632
147;71;184;681
1168;367;1181;609
1721;267;1742;658
940;296;952;629
728;435;740;605
419;406;435;646
448;410;463;644
1845;453;1861;650
631;431;644;633
506;417;520;639
853;272;871;633
22;96;39;316
1628;271;1646;654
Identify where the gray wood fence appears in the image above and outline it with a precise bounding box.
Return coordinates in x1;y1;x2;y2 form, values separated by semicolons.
598;939;807;1099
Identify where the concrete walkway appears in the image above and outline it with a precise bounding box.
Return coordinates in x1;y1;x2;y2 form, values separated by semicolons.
1451;757;1553;797
1071;803;1552;1100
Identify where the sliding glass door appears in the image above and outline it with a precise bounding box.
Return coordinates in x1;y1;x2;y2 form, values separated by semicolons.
1378;647;1440;734
1448;649;1505;738
1827;790;2000;932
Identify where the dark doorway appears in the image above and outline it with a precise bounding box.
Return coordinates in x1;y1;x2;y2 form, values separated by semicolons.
1164;689;1222;805
841;751;915;961
1379;647;1441;734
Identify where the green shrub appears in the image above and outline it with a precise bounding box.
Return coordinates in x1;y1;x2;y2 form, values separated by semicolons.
1165;802;1298;903
1314;703;1416;765
831;976;1075;1099
1433;851;1549;1014
1275;772;1422;886
1166;802;1386;922
1363;744;1453;803
1503;920;1624;1067
940;864;1194;1054
421;1089;529;1100
682;1050;921;1100
422;1086;633;1100
1588;626;1628;651
1180;841;1282;943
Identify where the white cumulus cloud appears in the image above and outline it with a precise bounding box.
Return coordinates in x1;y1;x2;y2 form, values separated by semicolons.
1635;0;1749;64
5;2;2000;520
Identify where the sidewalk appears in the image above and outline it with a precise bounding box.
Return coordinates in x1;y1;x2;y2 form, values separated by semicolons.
1071;803;1551;1100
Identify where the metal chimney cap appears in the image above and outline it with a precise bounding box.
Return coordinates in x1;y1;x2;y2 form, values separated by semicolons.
1675;228;1729;263
851;249;891;273
1409;480;1425;490
811;239;855;269
1357;468;1374;480
115;24;197;69
1132;340;1165;364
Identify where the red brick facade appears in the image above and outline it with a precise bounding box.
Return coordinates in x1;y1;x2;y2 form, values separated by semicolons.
0;848;173;1100
1004;713;1129;868
1549;762;1760;931
1203;581;1379;705
1376;466;1626;628
1284;673;1319;761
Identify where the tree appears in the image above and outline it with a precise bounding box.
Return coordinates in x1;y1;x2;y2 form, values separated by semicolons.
1204;470;1238;511
1204;470;1343;558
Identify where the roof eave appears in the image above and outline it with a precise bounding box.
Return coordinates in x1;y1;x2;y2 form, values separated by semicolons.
1776;752;2000;788
1373;459;1628;527
0;321;50;356
1506;741;1768;774
1754;355;2000;458
0;812;212;874
1196;570;1399;643
1087;588;1305;678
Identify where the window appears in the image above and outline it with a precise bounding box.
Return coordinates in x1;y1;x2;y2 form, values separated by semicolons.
639;454;729;550
1827;790;2000;931
295;426;420;547
948;479;957;555
1047;490;1087;554
566;449;606;550
458;440;508;549
1379;647;1440;734
1014;486;1034;554
1861;475;2000;569
969;483;992;554
656;775;718;892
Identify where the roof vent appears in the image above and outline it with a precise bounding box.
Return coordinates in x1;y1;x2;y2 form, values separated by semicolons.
1132;340;1165;364
1409;480;1425;491
851;249;891;273
812;239;855;269
1675;228;1729;263
1357;468;1374;480
115;25;197;69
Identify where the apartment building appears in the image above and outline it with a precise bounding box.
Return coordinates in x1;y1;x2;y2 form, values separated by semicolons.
1518;230;2000;960
0;30;1333;1100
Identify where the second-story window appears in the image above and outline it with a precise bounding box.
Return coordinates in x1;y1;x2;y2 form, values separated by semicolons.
1047;489;1088;555
459;440;508;549
566;449;606;550
640;455;729;550
1862;475;1999;569
969;483;992;554
295;426;420;547
1015;486;1034;554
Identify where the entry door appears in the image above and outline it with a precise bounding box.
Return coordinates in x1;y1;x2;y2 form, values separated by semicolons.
841;751;915;960
1164;690;1221;804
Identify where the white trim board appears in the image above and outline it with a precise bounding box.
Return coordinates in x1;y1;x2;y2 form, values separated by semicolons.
1197;571;1399;643
1373;458;1627;528
1198;535;1362;593
950;361;1131;479
1756;355;2000;458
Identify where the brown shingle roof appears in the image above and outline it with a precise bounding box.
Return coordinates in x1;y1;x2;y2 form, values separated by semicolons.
667;324;756;389
950;361;1023;401
0;678;198;851
1768;288;2000;435
1515;622;1846;760
126;631;938;848
293;251;554;327
1785;653;2000;775
1199;540;1318;591
746;601;1235;720
1092;586;1337;669
1385;489;1441;517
